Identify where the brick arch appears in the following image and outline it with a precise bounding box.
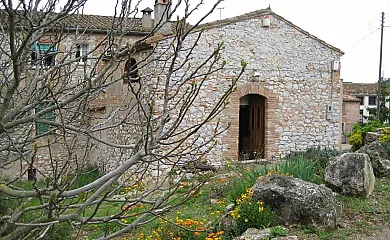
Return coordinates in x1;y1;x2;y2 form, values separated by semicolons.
233;83;273;99
223;83;279;161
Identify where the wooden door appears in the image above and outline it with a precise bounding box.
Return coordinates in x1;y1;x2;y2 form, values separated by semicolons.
249;95;265;158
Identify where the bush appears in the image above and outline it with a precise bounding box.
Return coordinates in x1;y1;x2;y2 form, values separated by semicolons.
279;155;323;184
348;129;363;149
231;188;276;236
246;154;327;185
379;128;390;143
227;176;251;205
349;120;386;150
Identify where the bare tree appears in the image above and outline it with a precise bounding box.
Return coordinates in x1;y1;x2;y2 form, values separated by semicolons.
0;0;244;239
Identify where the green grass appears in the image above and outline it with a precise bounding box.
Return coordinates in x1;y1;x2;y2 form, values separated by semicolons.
3;151;390;240
338;195;374;213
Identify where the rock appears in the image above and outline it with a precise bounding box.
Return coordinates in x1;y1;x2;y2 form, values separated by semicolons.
185;173;194;179
325;153;375;197
364;132;380;145
233;228;271;240
226;203;235;211
219;213;236;235
172;178;180;184
271;237;298;240
252;174;338;228
357;140;390;177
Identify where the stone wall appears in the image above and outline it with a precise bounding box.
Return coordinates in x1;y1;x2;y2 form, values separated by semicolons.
342;99;360;136
0;31;144;179
145;12;342;165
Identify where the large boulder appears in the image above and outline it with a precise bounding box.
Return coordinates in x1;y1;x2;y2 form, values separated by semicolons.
325;153;375;197
251;174;338;228
357;140;390;177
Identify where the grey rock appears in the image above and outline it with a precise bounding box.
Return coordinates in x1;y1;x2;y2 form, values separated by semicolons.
233;228;271;240
226;203;235;211
185;173;194;179
364;132;380;145
325;153;375;197
272;237;298;240
357;140;390;177
252;174;338;228
219;212;236;235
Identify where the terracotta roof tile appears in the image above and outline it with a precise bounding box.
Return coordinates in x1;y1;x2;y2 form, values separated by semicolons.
344;82;378;96
0;10;152;34
343;95;361;102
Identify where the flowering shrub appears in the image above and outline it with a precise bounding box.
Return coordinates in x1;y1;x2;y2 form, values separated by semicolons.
379;128;390;143
349;120;385;149
348;129;363;149
231;188;276;236
132;210;225;240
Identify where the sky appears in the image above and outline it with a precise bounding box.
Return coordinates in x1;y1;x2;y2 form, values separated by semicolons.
81;0;390;83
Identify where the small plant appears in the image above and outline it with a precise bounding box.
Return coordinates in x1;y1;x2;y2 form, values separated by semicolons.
231;188;276;236
247;154;325;185
280;155;323;184
348;129;363;150
227;177;253;205
270;226;287;237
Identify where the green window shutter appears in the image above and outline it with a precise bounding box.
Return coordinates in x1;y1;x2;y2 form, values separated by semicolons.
30;44;57;52
35;104;55;135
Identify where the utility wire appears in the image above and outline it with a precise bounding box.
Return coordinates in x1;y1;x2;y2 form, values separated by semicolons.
344;28;380;51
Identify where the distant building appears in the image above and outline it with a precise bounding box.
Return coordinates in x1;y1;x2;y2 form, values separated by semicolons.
343;83;379;123
341;94;360;143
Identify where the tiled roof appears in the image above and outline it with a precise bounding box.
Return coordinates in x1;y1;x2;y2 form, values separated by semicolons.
343;95;360;102
1;8;343;54
61;14;150;33
0;10;152;34
344;82;378;96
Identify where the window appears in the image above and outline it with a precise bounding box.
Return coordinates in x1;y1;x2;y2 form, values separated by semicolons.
368;96;377;106
124;58;139;83
357;96;364;106
359;109;364;122
35;103;55;135
342;103;346;115
30;43;56;67
75;44;89;63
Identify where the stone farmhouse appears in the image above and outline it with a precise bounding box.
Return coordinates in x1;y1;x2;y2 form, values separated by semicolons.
1;0;344;179
128;1;344;165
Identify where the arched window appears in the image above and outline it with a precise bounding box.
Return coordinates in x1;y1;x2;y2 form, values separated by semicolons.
124;58;139;83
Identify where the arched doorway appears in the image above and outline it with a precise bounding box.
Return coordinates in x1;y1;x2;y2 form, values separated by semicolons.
239;94;266;159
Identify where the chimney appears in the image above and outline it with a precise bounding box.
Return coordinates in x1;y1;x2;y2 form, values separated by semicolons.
141;7;153;29
154;0;171;35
